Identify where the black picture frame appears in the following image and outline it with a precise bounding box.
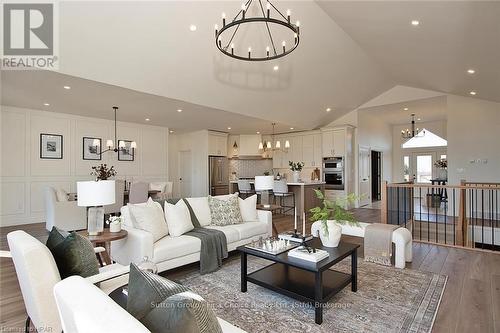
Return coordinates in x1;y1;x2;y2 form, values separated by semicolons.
117;140;135;161
40;133;63;159
82;137;102;160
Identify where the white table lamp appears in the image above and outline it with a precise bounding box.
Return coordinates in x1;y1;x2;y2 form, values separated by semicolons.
255;175;274;208
77;180;115;235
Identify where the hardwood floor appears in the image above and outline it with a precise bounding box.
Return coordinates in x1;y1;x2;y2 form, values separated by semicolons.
1;212;499;332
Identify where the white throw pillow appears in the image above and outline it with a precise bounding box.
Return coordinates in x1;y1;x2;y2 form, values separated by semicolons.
185;197;212;227
213;193;239;201
164;200;194;237
238;195;258;222
128;198;169;242
56;188;68;202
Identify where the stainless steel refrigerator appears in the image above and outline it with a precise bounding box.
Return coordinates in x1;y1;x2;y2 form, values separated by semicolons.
209;156;229;196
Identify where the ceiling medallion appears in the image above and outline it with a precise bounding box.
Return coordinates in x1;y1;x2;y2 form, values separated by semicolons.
215;0;300;61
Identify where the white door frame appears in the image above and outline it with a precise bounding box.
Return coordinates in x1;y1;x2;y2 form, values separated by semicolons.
178;150;192;198
358;145;371;207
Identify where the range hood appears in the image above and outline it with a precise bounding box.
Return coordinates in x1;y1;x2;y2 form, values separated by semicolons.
230;134;270;159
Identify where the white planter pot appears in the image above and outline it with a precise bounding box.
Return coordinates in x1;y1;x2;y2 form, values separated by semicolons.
109;222;122;233
437;168;447;180
311;220;342;247
292;171;300;183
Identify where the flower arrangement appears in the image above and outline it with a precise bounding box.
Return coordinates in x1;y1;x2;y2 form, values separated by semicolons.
91;164;117;181
434;159;447;169
288;161;305;172
309;189;359;235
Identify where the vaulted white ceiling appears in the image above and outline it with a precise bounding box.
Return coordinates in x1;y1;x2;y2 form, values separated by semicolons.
2;1;498;131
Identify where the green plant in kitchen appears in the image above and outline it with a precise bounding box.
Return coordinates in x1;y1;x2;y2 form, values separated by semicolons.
309;189;359;236
263;171;271;176
288;161;305;171
90;164;117;181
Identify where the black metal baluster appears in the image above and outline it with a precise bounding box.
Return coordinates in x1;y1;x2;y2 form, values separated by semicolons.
427;188;430;242
397;187;400;226
419;187;422;241
444;186;447;245
453;189;456;245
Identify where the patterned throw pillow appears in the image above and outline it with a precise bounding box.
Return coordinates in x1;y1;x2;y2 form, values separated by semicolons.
127;264;222;333
208;194;243;226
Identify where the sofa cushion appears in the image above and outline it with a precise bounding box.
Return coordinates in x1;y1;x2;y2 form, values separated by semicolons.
153;235;201;263
127;264;222;333
208;194;242;226
121;202;147;227
46;228;99;279
128;198;169;242
56;188;68;202
164;199;194;237
230;222;268;240
185;197;211;227
204;225;240;244
238;194;258;222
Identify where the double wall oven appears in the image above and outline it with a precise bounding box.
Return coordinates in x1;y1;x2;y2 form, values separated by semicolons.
322;157;344;190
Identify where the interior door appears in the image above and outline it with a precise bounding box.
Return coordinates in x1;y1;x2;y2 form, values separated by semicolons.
179;151;192;197
359;146;371;206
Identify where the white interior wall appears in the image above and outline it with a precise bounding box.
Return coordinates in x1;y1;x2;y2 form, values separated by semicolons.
0;105;169;227
446;95;500;184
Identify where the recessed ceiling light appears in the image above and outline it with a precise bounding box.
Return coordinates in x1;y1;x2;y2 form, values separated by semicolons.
145;118;150;121
326;107;331;112
290;127;294;130
177;109;182;113
227;127;231;130
417;118;421;121
273;65;279;71
169;130;174;133
404;107;409;111
256;131;260;134
189;25;197;31
63;85;71;90
411;20;420;26
469;91;476;95
43;103;50;106
467;69;475;74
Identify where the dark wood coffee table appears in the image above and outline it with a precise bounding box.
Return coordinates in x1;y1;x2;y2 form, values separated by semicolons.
238;238;359;325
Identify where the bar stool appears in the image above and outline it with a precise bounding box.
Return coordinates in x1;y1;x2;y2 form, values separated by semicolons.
237;180;255;199
273;180;295;214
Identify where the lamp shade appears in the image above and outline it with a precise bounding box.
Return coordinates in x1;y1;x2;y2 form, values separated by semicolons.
77;180;116;207
254;176;274;191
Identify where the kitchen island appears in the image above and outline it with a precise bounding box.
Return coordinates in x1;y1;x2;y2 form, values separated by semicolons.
230;180;325;221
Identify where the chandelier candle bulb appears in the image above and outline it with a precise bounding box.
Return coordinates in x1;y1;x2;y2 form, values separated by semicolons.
248;47;251;59
276;140;281;149
130;142;137;149
282;40;286;53
296;21;300;33
222;12;226;26
285;140;290;149
287;9;291;23
106;140;113;149
266;46;270;57
267;3;270;18
241;3;246;19
231;43;234;55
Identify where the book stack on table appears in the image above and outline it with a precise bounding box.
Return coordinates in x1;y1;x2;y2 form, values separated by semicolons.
288;246;330;262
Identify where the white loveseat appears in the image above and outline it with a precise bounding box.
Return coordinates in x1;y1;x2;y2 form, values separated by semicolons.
111;196;272;273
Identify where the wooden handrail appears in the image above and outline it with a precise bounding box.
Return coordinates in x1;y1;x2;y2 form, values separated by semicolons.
387;183;500;190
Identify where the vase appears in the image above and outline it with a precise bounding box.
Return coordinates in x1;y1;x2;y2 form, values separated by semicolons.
292;171;300;183
311;220;342;247
438;168;447;180
109;222;121;233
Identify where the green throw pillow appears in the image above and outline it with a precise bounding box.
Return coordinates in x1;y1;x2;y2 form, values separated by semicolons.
46;227;99;279
127;264;222;333
208;195;242;226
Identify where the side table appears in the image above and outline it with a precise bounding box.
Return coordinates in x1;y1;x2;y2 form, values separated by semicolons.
78;229;128;265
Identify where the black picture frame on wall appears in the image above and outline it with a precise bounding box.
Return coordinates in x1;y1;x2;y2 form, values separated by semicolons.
40;133;63;159
82;137;102;160
118;140;134;161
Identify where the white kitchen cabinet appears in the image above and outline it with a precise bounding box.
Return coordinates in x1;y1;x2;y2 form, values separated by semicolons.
208;132;228;156
322;128;346;157
302;134;314;167
291;136;303;163
313;133;322;167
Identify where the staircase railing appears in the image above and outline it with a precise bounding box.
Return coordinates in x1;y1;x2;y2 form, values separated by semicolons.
381;180;500;251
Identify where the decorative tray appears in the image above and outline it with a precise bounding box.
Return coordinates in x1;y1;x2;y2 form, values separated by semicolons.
244;237;298;255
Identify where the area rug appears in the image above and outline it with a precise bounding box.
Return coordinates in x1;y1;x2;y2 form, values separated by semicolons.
178;256;447;333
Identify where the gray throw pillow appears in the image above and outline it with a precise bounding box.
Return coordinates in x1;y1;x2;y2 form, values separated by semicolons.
127;264;222;333
46;227;99;278
208;195;243;226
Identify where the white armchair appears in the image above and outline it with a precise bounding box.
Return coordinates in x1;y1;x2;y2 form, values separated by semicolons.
44;187;86;231
7;231;129;333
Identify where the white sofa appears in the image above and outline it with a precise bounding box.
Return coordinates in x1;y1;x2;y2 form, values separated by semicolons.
111;196;273;273
54;276;246;333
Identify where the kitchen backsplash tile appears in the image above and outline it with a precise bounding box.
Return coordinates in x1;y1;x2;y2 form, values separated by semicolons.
229;159;273;179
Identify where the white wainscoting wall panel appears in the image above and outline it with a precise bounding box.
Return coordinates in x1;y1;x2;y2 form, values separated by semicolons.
0;105;169;226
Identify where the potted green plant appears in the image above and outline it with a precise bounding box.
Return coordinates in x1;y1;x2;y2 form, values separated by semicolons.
309;189;359;247
288;161;304;182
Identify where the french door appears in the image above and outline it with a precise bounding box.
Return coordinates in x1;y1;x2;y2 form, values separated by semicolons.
403;150;446;184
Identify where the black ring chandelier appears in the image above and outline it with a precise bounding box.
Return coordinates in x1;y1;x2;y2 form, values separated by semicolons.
214;0;300;61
